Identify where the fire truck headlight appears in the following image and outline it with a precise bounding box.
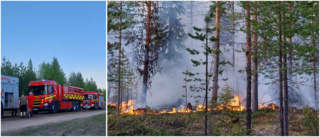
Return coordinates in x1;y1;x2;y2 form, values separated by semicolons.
43;103;48;106
91;104;94;107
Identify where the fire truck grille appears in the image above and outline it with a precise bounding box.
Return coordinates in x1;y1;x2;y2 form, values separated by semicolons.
33;100;41;107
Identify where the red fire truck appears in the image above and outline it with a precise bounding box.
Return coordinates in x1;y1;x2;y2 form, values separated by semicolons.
81;91;105;110
27;79;84;113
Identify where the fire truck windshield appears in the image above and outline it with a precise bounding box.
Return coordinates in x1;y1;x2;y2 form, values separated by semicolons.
84;94;93;100
27;85;48;96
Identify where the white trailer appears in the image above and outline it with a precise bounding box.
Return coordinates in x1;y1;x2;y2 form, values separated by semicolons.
1;75;19;116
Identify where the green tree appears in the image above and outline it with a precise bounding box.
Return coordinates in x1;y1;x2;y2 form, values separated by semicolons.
38;57;66;84
1;57;14;76
20;59;36;95
187;11;219;135
132;1;166;106
84;78;98;91
159;1;187;65
108;1;136;116
68;72;85;89
1;57;36;95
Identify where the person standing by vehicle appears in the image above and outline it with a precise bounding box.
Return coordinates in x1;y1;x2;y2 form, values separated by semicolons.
27;92;35;117
18;94;28;118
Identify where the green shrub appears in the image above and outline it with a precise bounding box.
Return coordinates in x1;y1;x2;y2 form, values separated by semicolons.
302;107;319;136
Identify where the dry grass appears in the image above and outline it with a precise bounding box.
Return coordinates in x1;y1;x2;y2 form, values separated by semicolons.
108;107;316;136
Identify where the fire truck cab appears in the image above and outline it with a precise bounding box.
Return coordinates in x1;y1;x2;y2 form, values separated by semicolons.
1;75;19;116
81;91;104;110
28;80;84;113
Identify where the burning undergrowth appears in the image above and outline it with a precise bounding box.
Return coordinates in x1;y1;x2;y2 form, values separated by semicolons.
107;104;317;136
108;95;280;116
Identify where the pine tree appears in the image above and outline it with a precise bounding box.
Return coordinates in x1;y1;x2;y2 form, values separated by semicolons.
188;11;218;135
38;57;66;84
132;1;166;106
159;1;186;66
68;72;85;89
108;1;135;115
244;1;252;135
211;1;222;104
251;1;259;112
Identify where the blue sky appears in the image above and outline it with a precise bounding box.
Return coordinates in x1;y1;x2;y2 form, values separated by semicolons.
1;1;106;89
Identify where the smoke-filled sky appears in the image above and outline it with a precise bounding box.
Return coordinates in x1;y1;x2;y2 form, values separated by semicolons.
108;1;318;109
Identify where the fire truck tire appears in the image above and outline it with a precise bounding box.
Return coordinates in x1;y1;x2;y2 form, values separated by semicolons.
72;102;77;111
34;111;38;114
77;103;81;111
51;103;58;113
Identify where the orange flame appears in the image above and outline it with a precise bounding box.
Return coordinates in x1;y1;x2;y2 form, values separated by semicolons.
109;95;278;115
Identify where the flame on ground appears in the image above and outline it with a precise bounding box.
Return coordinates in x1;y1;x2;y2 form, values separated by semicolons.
258;103;280;111
108;95;279;115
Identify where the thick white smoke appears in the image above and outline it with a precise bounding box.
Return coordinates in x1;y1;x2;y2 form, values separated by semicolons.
108;1;319;110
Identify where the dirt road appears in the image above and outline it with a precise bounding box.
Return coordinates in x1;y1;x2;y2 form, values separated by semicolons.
1;109;106;132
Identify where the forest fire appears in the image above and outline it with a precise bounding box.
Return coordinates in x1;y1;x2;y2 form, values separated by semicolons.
109;95;265;115
214;95;245;111
107;101;117;108
259;103;280;111
108;95;281;115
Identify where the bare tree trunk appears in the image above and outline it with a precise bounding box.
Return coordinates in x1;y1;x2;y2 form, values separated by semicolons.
127;88;129;103
117;1;122;116
288;2;293;86
212;1;220;105
312;24;317;109
232;1;235;66
282;2;289;135
278;1;284;136
245;1;252;135
252;2;259;112
141;1;151;106
205;20;209;136
185;65;188;111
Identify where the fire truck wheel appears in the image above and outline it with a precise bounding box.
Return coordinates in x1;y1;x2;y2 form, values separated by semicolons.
51;103;58;113
76;103;80;111
72;102;77;111
34;111;38;114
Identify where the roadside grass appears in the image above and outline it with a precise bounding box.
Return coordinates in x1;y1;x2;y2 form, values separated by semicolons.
108;107;315;136
2;113;106;136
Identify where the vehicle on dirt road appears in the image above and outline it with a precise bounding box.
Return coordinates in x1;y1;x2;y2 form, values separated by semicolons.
28;79;84;113
81;91;104;110
1;75;19;116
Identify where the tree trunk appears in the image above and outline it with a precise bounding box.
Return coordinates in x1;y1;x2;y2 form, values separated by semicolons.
117;1;122;116
282;1;289;135
185;65;188;111
278;1;284;136
288;2;293;86
212;1;220;105
245;1;252;135
141;1;151;106
205;20;209;136
252;2;259;112
312;24;317;109
232;1;235;66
